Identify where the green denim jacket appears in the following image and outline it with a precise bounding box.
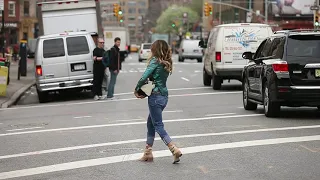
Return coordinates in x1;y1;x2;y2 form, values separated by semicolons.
135;57;169;96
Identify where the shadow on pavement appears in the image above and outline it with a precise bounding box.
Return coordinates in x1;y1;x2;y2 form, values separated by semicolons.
255;107;320;120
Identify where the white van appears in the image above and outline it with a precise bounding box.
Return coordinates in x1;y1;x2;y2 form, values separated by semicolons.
200;23;273;90
35;32;96;103
178;39;202;62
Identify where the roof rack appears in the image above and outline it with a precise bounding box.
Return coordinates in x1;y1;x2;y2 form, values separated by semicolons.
274;29;320;34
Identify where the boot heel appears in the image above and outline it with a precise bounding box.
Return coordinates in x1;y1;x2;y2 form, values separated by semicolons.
139;147;154;162
169;145;182;164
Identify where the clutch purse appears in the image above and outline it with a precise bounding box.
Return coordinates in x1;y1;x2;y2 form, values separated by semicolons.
137;80;155;97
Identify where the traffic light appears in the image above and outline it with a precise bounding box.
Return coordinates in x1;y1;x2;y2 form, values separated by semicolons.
113;4;119;17
118;16;124;23
171;22;176;27
204;2;209;17
118;6;123;16
209;5;213;15
315;12;319;26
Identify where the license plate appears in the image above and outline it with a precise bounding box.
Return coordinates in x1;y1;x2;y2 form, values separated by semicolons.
316;69;320;77
72;63;86;71
193;50;199;52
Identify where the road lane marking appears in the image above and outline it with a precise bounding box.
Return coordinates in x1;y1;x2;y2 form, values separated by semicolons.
163;110;183;113
6;127;44;132
205;113;236;117
2;91;241;111
0;114;262;137
1;135;320;179
2;123;320;160
181;77;190;82
73;116;92;119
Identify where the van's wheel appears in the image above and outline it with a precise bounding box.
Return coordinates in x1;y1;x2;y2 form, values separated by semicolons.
203;67;211;86
138;58;143;62
37;89;48;103
197;58;202;63
263;82;280;117
243;79;257;110
212;73;222;90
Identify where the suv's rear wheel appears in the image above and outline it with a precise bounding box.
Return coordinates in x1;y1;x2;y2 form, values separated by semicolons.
263;82;280;117
203;67;211;86
243;79;257;110
197;58;202;63
212;73;222;90
37;89;48;103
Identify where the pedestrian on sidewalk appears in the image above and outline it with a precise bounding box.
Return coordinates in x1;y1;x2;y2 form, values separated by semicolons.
107;37;122;100
92;38;106;100
134;40;182;164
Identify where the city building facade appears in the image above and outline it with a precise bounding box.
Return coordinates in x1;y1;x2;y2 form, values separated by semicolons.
100;0;148;44
19;0;39;41
0;0;20;46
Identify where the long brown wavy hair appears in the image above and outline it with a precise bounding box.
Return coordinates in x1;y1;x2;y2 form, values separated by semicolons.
147;40;173;74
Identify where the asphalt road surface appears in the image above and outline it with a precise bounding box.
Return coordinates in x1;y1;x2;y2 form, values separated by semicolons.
0;53;320;180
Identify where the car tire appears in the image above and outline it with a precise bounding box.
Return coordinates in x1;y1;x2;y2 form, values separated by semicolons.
179;56;184;62
317;106;320;110
263;82;280;117
37;89;48;103
203;67;211;86
138;58;143;62
242;79;257;110
197;58;202;63
212;73;222;90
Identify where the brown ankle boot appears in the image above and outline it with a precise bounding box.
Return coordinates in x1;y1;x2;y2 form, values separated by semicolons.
139;147;153;162
169;145;182;164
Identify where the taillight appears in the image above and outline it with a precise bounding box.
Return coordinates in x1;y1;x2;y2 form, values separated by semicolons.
36;65;42;76
272;61;288;73
216;52;221;62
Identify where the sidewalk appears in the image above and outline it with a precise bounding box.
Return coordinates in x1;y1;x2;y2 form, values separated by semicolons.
0;59;35;108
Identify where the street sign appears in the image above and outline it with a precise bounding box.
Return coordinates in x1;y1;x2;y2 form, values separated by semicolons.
0;0;4;11
310;6;319;11
246;12;252;23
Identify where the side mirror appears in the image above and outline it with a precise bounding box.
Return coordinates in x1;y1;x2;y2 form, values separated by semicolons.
242;51;253;60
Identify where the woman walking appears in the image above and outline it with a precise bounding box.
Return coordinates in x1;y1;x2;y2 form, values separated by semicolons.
134;40;182;164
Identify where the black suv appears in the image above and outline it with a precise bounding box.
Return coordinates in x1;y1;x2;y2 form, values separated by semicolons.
241;29;320;117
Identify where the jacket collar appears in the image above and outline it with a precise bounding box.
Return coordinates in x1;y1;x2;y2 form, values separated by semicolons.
113;45;120;51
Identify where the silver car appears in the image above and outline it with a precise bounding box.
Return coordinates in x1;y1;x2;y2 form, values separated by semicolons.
34;32;96;103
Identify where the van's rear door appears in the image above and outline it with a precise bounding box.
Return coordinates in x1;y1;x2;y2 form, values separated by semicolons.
222;25;272;66
41;38;69;83
66;35;93;80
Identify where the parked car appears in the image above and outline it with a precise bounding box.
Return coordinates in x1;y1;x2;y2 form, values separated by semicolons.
139;43;152;62
178;39;202;63
241;29;320;117
35;32;96;103
199;23;273;90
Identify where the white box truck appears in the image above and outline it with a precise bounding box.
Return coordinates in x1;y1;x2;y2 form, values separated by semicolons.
37;0;102;37
103;26;130;61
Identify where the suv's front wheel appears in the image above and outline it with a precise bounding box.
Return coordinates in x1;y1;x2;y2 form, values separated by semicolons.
263;82;280;117
243;79;257;110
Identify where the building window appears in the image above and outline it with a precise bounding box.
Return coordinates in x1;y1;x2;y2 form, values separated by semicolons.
128;8;136;13
128;17;136;21
8;1;16;17
138;9;146;14
24;1;30;16
139;1;146;6
128;1;136;6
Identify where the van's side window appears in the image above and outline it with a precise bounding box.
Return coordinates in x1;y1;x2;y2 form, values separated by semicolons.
43;38;65;58
66;36;90;56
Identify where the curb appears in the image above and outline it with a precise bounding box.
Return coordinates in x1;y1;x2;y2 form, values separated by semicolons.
1;81;35;108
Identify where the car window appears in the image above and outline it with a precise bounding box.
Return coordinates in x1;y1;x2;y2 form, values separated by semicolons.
287;35;320;58
270;37;285;59
260;38;273;57
143;44;151;49
253;39;267;59
43;38;65;58
66;36;90;56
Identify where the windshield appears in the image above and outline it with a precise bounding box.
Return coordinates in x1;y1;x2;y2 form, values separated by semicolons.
287;35;320;58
